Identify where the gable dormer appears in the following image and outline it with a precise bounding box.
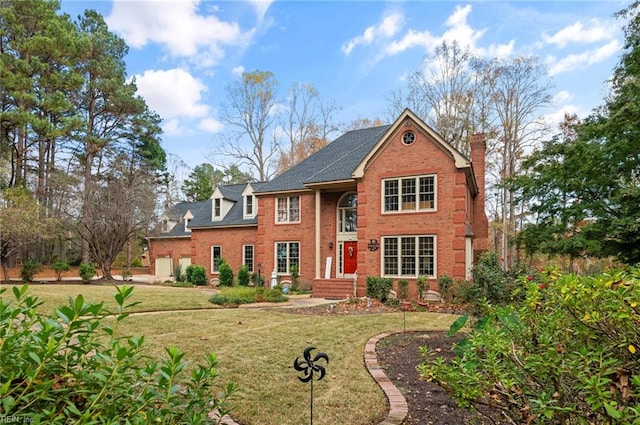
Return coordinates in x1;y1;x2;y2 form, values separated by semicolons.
211;186;234;221
161;215;176;233
183;210;194;232
242;183;258;219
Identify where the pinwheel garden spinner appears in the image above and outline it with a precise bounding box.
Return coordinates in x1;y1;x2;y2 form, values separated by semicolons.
294;346;329;425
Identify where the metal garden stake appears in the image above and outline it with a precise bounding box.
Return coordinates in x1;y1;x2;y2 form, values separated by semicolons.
294;346;329;425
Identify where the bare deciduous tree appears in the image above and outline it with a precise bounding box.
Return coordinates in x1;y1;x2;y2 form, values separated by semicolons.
388;44;553;269
218;70;280;181
274;83;342;174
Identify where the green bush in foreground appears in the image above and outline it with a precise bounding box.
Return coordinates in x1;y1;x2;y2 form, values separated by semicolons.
210;286;288;306
0;285;236;424
419;267;640;424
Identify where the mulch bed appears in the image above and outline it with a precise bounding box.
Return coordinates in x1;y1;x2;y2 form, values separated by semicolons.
377;331;511;425
288;298;510;425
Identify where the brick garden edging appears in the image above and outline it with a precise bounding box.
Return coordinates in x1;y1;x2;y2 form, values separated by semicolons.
364;332;409;425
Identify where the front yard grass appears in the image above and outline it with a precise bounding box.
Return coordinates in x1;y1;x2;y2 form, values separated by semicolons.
0;283;219;314
2;283;457;425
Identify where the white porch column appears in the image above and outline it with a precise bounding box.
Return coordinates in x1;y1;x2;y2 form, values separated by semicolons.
315;190;321;279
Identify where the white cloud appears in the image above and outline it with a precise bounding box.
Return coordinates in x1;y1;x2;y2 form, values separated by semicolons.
543;19;615;48
547;39;621;76
342;11;404;55
106;0;254;67
381;5;513;59
553;90;574;104
232;65;246;77
162;118;182;135
198;118;224;133
247;0;274;22
134;68;209;119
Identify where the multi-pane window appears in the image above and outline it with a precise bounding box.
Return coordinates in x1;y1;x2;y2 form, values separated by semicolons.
276;196;300;223
243;245;254;272
214;198;221;218
382;236;435;277
275;242;300;274
245;196;254;216
383;175;435;212
211;246;222;273
384;180;399;211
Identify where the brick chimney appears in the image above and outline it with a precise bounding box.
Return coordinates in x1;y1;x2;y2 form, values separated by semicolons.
470;133;489;252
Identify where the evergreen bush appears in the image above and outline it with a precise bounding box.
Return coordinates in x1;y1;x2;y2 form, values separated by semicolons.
366;276;393;302
78;262;96;283
419;267;640;424
185;264;207;286
0;285;236;423
51;261;70;282
218;260;234;287
20;260;42;283
237;265;250;286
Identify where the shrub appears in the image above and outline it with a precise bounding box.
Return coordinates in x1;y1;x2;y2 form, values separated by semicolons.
416;275;429;300
237;265;250;286
209;286;288;307
419;267;640;424
218;259;234;287
78;262;96;283
0;285;236;423
185;264;207;286
437;274;454;302
397;279;409;300
366;276;393;302
130;257;143;267
20;260;42;283
51;261;70;282
462;251;531;314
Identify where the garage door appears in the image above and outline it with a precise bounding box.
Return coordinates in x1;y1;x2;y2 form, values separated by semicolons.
155;257;173;278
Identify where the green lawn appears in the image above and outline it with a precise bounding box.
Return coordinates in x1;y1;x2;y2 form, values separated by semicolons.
0;283;220;314
1;283;457;425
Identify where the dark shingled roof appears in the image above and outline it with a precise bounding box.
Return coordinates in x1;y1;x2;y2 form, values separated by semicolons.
188;182;264;229
256;125;392;193
156;200;209;238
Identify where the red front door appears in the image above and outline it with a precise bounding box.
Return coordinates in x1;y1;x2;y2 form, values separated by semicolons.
343;241;358;274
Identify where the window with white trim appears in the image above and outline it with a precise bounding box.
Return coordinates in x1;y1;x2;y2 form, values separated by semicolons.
243;245;254;272
245;195;254;216
214;198;221;218
382;236;435;277
275;242;299;274
211;246;222;273
383;175;435;212
276;196;300;223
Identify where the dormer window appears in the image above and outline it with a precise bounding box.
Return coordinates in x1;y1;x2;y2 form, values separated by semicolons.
214;198;221;218
183;210;194;232
162;219;169;233
245;195;254;216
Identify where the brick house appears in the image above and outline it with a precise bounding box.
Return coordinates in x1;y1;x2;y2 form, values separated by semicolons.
148;109;488;299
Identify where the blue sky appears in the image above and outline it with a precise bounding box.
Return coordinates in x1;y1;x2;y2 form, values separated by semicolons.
60;1;627;173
